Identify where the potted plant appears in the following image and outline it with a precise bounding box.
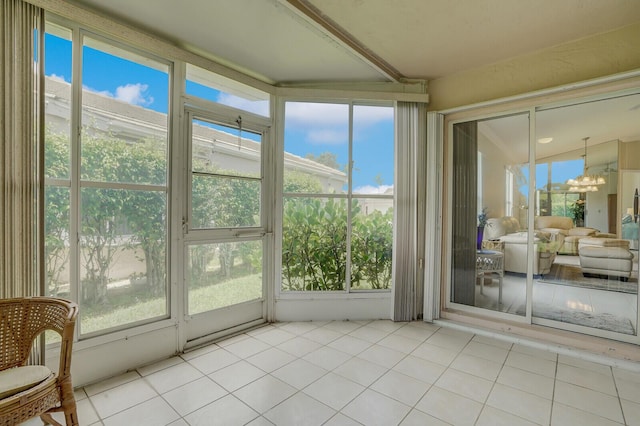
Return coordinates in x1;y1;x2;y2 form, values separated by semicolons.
569;200;585;227
477;208;489;250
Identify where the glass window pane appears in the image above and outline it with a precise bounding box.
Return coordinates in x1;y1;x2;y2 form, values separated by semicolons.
450;114;529;316
283;102;348;194
353;105;394;194
282;197;347;291
535;94;638;335
81;37;168;185
186;64;270;117
45;186;70;298
191;175;260;228
79;188;167;335
192;119;261;177
351;198;393;290
44;24;72;179
188;241;263;315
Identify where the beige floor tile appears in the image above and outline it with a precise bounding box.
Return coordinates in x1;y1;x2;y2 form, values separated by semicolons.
101;396;179;426
186;347;240;375
554;380;624;423
84;370;141;396
415;386;483;426
208;359;266;392
347;324;390;343
223;336;272;358
505;350;557;377
302;372;365;410
341;389;411;426
333;356;387;387
183;394;259;426
616;374;640;404
355;344;406;368
327;334;373;356
232;375;296;414
399;409;451;425
264;392;335;426
145;361;204;394
162;376;227;416
89;378;157;419
476;405;539;426
246;346;297;372
137;356;185;376
462;340;510;363
410;341;459;366
303;346;352;371
276;335;323;357
376;333;423;354
449;353;503;381
271;358;327;389
551;402;624;426
392;354;447;384
435;368;493;403
497;365;554;400
486;383;552;425
370;369;431;406
556;362;617;396
622;399;640;426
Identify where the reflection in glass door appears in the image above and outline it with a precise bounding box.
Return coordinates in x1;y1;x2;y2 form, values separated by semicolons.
534;94;640;337
184;115;266;343
450;113;530;316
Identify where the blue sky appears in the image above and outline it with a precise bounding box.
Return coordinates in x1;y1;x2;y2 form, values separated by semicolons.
44;32;394;192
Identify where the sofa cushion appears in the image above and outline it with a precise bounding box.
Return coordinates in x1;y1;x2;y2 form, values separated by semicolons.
484;217;520;240
568;227;597;237
534;215;574;231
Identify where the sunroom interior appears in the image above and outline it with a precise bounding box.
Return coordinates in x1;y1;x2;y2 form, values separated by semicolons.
3;1;640;423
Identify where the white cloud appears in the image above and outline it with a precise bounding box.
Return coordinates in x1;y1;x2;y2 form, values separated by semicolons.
217;92;269;116
48;74;68;83
353;184;394;195
115;83;153;106
307;129;347;145
285;101;393;146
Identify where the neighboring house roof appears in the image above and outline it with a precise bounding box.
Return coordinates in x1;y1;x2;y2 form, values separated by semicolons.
44;77;347;189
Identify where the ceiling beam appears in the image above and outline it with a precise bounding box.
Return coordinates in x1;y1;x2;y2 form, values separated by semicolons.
285;0;404;83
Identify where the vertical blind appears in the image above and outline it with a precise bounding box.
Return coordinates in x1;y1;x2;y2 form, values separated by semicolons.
393;102;427;321
1;0;44;299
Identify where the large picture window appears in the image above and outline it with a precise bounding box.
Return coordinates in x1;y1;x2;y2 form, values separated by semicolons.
281;101;394;292
44;23;170;336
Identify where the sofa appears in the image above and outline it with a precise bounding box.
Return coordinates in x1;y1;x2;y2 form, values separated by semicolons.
534;216;597;255
578;238;633;280
484;217;562;276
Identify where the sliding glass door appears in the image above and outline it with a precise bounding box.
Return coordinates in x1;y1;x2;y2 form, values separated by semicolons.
447;91;640;342
534;94;640;337
449;113;530;316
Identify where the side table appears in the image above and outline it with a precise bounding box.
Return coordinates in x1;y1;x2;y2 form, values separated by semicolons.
476;249;504;303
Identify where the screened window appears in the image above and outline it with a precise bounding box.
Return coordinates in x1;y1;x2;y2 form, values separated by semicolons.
282;101;394;292
44;22;170;337
186;64;270;117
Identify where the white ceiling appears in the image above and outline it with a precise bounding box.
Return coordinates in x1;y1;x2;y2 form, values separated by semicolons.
70;0;640;84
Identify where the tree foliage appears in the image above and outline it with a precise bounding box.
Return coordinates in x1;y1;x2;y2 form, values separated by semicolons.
45;129;392;310
282;198;393;291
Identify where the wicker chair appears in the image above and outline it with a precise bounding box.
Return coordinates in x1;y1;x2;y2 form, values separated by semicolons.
0;297;79;426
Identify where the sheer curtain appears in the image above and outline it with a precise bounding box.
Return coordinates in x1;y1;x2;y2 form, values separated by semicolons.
393;102;427;321
1;0;44;299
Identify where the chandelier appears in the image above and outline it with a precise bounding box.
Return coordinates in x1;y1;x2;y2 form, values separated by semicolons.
566;137;605;192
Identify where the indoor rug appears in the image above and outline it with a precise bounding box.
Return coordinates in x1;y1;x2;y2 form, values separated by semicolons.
539;263;638;294
516;303;636;335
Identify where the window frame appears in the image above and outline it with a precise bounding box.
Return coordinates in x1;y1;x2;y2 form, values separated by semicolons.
277;98;395;297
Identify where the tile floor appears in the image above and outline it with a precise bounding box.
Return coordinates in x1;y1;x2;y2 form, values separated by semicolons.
475;254;638;334
23;319;640;425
